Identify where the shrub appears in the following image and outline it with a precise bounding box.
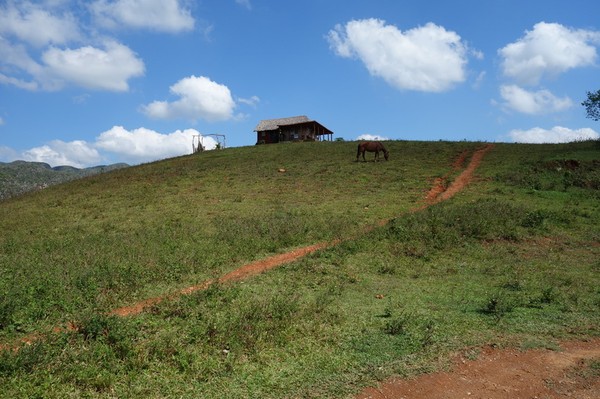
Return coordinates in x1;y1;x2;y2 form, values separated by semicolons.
386;199;532;250
383;311;412;336
480;293;517;322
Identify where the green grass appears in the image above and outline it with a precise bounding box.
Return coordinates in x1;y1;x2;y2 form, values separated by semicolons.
0;140;598;398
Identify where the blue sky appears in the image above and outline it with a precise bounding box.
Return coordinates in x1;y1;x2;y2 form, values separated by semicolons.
1;0;599;167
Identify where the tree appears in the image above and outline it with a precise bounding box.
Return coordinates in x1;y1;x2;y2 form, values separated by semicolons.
582;90;600;121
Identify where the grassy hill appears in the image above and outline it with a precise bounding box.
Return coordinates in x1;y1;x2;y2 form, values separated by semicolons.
0;140;598;398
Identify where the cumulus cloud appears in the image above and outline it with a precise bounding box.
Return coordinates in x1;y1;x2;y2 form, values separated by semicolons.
499;22;600;85
0;35;45;81
327;19;470;92
22;140;102;168
356;134;390;141
96;126;217;163
0;20;144;92
1;127;219;167
0;1;190;92
0;2;81;47
90;0;195;32
141;75;236;122
499;84;573;115
508;126;599;143
40;41;145;91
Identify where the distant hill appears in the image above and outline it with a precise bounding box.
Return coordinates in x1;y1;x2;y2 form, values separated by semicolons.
0;160;129;201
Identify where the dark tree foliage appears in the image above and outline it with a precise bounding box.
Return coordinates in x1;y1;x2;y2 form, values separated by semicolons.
582;89;600;121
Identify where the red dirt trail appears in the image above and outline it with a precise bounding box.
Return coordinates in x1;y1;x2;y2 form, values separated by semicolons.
110;241;337;316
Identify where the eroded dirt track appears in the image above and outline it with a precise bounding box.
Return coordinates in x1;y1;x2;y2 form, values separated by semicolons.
110;241;336;316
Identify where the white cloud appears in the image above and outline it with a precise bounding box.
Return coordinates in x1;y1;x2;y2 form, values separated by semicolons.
22;140;102;168
472;71;486;89
499;84;573;115
238;95;260;107
499;22;600;85
327;19;470;92
90;0;195;32
0;35;145;91
0;73;39;90
1;127;219;167
96;126;216;163
0;2;81;47
235;0;252;10
41;41;145;91
141;75;236;122
0;36;45;80
356;134;389;141
508;126;599;143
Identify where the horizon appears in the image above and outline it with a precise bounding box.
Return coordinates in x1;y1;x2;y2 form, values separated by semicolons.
1;0;599;168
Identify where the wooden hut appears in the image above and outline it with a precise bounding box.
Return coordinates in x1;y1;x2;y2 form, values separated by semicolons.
254;116;334;144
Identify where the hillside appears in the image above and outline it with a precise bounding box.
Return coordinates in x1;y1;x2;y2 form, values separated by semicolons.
0;140;598;398
0;160;129;201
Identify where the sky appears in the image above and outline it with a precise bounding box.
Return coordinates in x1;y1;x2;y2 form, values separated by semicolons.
1;0;599;168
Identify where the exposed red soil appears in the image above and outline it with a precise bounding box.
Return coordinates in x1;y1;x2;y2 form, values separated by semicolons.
356;339;600;399
424;149;469;203
425;145;492;205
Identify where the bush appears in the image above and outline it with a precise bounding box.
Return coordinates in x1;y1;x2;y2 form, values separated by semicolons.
386;199;533;251
480;292;517;322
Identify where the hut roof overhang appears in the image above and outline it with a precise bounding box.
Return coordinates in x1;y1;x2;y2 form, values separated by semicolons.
254;116;332;134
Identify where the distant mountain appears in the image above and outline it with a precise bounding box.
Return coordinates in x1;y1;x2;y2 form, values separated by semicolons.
0;161;129;201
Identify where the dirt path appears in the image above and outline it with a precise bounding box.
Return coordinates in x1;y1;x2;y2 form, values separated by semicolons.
356;339;600;399
423;145;490;206
110;241;337;316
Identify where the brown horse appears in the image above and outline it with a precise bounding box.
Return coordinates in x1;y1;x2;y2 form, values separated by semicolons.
356;141;389;162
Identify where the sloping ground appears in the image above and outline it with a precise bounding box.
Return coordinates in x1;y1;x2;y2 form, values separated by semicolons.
110;144;494;317
3;143;598;399
1;144;493;350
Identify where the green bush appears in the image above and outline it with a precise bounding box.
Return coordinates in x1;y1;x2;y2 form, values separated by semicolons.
385;199;537;251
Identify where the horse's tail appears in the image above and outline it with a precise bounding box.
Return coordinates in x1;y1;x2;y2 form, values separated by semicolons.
356;143;362;159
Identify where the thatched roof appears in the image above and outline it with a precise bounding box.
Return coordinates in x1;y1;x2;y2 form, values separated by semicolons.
255;115;311;131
